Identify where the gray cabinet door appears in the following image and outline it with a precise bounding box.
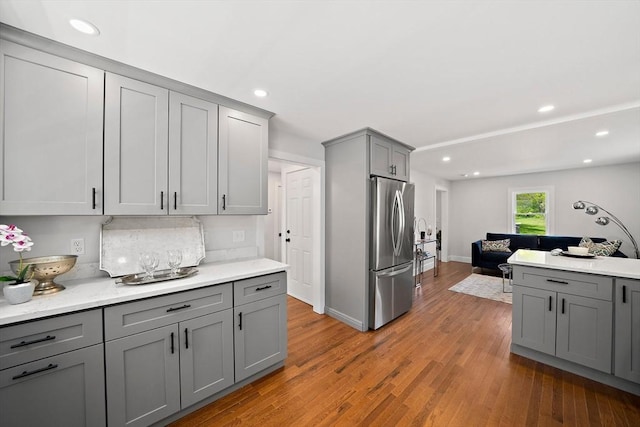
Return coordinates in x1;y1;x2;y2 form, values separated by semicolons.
218;106;268;214
512;285;556;355
234;294;287;382
391;145;410;181
180;310;234;407
169;92;218;215
369;135;394;179
104;72;169;215
0;344;105;427
0;40;104;215
105;325;180;427
556;293;612;373
615;279;640;383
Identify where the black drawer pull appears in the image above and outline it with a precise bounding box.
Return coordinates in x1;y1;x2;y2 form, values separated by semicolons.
622;285;627;304
174;192;178;210
561;298;566;314
239;312;243;331
185;327;189;350
13;363;58;380
160;191;164;210
170;332;175;354
546;279;569;285
11;335;56;349
222;194;226;210
166;304;191;313
92;187;97;209
548;296;552;312
256;285;272;291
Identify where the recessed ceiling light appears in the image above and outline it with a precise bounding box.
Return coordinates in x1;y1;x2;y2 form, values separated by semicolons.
583;159;593;164
473;171;480;176
460;174;469;178
538;105;555;113
69;19;100;35
254;89;268;97
595;130;609;137
442;156;451;162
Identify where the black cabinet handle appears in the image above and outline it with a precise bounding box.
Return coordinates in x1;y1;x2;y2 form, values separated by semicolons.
256;285;272;291
622;285;627;303
174;192;177;210
548;296;552;312
561;298;565;314
285;238;291;242
546;279;569;285
161;191;164;210
166;304;191;313
170;332;175;354
239;312;243;330
92;187;97;209
184;327;189;350
10;335;56;349
222;194;226;210
12;363;58;380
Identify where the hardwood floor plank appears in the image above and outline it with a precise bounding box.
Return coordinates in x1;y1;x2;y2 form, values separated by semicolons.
170;261;640;426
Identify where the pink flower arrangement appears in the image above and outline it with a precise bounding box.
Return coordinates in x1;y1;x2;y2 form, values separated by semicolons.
0;224;34;284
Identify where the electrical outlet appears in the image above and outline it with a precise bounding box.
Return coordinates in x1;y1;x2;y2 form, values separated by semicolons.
71;238;85;255
232;230;245;242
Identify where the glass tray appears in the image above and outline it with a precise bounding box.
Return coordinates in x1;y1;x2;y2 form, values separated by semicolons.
116;267;198;286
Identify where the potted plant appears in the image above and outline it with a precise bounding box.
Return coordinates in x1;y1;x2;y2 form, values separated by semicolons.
0;224;36;304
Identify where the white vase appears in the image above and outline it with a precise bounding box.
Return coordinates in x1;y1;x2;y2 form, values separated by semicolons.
3;280;36;305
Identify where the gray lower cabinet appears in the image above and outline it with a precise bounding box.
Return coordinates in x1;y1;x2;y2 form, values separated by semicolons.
512;266;613;373
233;273;288;382
0;309;105;427
615;278;640;383
104;284;234;427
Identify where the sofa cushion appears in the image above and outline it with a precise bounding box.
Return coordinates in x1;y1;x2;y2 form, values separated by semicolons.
482;239;511;252
538;236;583;251
579;237;622;256
486;233;538;251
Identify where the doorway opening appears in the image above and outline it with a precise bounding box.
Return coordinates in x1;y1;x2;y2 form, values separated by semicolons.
265;152;325;314
435;186;449;263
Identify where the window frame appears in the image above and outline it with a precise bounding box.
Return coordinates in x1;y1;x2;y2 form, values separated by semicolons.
508;186;554;235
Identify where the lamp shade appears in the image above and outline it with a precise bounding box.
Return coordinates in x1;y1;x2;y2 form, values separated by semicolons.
595;217;610;226
585;206;599;215
572;201;585;209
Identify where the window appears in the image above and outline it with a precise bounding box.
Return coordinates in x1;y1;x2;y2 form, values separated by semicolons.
509;187;554;235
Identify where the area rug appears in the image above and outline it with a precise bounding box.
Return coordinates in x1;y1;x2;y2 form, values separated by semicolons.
448;273;512;304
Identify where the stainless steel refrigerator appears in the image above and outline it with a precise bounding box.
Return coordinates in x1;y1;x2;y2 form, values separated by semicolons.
369;176;415;329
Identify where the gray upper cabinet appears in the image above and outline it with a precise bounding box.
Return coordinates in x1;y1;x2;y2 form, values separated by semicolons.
218;106;268;214
105;73;219;215
369;134;411;181
104;73;169;215
0;40;104;215
615;278;640;384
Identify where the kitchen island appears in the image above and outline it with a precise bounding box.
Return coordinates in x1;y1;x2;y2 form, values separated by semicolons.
508;249;640;396
0;258;288;427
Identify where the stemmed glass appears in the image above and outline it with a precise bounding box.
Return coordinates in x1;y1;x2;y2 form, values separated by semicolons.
139;252;159;279
167;249;183;276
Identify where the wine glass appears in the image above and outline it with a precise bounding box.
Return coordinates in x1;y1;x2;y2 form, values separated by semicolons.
167;249;183;276
139;252;159;279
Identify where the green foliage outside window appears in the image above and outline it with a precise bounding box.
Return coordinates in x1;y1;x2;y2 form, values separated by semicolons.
515;192;547;235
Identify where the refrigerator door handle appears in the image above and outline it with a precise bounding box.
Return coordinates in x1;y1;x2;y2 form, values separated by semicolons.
376;263;413;278
391;190;401;256
398;189;405;255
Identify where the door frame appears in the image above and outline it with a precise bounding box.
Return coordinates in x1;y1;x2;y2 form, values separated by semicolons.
435;185;449;263
269;150;325;314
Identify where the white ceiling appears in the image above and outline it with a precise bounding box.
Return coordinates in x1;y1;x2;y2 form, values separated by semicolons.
1;0;639;180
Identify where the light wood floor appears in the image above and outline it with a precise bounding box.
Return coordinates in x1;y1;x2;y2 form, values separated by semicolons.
171;261;640;426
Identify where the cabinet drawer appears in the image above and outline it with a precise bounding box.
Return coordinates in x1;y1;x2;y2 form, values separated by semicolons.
514;266;613;301
0;310;102;370
234;272;286;306
104;283;232;340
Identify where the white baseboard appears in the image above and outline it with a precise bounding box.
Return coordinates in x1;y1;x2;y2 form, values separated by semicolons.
449;255;471;263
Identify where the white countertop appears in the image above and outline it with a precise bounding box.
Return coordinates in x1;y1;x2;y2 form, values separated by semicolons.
0;258;288;326
508;249;640;280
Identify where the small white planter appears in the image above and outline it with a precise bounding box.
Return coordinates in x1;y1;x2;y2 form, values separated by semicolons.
3;280;36;305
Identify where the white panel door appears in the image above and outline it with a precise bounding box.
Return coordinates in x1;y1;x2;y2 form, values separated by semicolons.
286;168;314;305
104;73;169;215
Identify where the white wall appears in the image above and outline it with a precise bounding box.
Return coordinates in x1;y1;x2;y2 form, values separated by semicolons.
264;171;282;261
270;117;325;161
0;215;261;280
449;162;640;261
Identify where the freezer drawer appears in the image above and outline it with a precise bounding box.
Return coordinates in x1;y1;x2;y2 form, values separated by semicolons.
369;262;414;330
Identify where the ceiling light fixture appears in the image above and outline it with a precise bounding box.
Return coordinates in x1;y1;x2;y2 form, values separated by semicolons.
69;18;100;35
254;89;268;97
473;171;480;176
538;105;555;113
442;156;451;162
595;130;609;137
583;159;593;164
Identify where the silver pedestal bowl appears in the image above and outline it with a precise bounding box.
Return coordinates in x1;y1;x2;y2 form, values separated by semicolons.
9;255;78;295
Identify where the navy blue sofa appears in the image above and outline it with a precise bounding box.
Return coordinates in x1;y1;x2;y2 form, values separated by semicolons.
471;232;627;271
